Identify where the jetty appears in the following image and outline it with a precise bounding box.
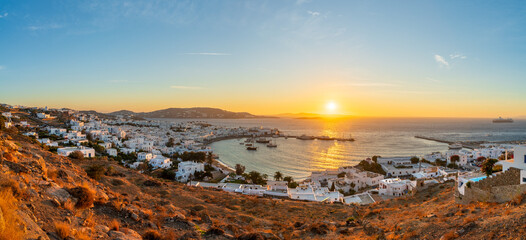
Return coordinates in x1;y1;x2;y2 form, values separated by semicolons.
414;136;477;149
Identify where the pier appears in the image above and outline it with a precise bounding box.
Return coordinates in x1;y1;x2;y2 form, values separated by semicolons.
414;136;477;149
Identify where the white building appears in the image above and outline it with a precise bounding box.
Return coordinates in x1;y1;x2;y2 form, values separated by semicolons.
175;161;205;182
379;178;412;197
149;155;172;169
235;184;266;196
57;147;95;158
106;148;118;157
37;113;51;119
137;152;153;161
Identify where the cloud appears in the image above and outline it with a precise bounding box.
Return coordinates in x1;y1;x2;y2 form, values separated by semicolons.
27;24;63;31
183;52;231;56
426;77;441;83
434;54;449;67
450;53;467;59
0;13;7;18
307;11;320;17
0;66;4;70
170;85;202;90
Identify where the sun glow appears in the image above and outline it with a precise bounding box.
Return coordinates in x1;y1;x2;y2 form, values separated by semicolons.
326;101;338;113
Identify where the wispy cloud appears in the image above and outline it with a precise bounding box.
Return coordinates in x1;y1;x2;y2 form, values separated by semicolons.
0;13;8;18
183;52;231;56
0;66;5;70
450;53;467;59
426;77;441;83
170;85;202;90
434;54;449;67
27;24;63;31
307;11;320;17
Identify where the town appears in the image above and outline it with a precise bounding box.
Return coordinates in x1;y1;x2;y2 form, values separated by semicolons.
1;103;525;207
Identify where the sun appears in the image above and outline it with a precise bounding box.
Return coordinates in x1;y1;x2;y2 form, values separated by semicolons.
326;101;337;113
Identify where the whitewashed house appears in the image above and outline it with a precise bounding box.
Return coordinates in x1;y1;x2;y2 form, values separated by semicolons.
378;178;412;197
149;155;172;169
175;161;205;182
137;152;153;161
106;148;118;157
57;147;95;158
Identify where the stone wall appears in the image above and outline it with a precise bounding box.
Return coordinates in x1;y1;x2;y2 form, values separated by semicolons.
457;168;525;204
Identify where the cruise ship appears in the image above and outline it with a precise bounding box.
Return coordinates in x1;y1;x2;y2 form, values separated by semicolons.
492;117;513;123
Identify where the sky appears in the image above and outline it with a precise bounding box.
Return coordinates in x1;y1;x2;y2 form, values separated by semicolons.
1;0;526;117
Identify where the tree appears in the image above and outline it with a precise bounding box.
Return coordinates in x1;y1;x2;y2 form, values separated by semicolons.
69;151;84;160
247;171;266;185
481;158;498;177
283;176;293;183
450;155;460;164
410;156;420;164
372;155;381;163
166;138;175;147
274;171;283;181
330;182;335;191
337;172;346;178
235;164;245;175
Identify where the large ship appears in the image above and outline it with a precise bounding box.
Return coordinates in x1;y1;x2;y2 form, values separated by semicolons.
492;117;513;123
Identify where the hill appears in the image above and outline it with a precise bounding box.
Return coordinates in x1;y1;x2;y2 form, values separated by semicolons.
0;130;525;239
107;107;260;119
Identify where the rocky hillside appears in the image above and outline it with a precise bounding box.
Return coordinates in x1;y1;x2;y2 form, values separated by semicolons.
0;130;525;240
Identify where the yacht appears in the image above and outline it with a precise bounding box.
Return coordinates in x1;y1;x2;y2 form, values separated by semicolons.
297;134;315;140
246;146;258;151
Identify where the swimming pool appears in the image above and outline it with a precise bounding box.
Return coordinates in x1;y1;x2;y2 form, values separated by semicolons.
470;176;487;182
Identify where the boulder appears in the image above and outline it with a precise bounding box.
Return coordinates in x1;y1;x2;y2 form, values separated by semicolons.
46;186;74;204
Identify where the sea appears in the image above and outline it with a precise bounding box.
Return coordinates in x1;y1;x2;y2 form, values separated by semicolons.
162;117;526;180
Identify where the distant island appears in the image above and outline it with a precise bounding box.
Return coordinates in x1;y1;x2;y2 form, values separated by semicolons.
98;107;276;119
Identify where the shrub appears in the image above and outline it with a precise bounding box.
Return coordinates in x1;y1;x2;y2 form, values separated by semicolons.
109;219;119;231
85;165;106;180
143;229;163;240
54;222;71;240
69;150;84;160
0;179;25;198
67;186;94;209
159;169;176;180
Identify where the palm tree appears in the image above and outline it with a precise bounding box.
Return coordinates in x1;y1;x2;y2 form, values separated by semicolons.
283;176;293;183
274;171;283;181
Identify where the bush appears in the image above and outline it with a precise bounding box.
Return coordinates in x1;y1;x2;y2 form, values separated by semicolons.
67;186;94;209
54;222;71;240
109;219;119;231
159;169;176;180
85;165;106;180
69;151;84;160
143;229;163;240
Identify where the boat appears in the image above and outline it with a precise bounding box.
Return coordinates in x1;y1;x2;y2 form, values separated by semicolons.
317;136;334;140
256;137;270;143
297;134;315;140
245;143;253;146
246;146;258;151
448;143;463;150
493;117;513;123
266;140;277;148
244;138;253;143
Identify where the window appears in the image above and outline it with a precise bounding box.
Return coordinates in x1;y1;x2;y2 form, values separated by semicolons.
524;155;526;164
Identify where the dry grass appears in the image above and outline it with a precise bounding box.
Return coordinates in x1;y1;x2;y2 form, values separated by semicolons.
0;189;24;240
510;193;524;206
109;219;120;231
462;215;478;225
54;222;71;240
68;185;95;210
441;230;458;240
142;229;163;240
0;178;25;198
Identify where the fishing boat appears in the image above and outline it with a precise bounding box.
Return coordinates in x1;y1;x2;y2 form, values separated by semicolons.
266;140;277;148
246;146;258;151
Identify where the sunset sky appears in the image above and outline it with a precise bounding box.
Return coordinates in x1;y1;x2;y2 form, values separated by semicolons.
1;1;526;117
